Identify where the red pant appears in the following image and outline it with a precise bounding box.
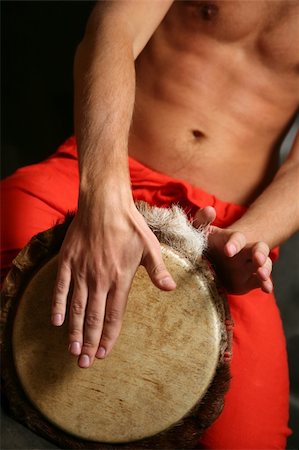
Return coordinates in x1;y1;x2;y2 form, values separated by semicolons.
1;137;291;449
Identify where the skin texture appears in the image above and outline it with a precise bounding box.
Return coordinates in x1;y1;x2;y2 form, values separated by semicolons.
51;0;299;369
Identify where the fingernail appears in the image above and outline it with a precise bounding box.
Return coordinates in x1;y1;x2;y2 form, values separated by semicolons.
79;354;90;368
97;347;106;359
69;341;81;355
160;277;176;289
52;313;63;326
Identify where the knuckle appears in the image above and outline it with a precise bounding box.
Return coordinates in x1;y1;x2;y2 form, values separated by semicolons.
87;270;102;290
71;300;85;315
69;328;82;339
60;246;71;259
113;267;126;283
85;312;103;328
105;308;122;325
74;270;86;282
232;231;242;240
257;241;269;253
151;263;167;277
55;278;67;295
101;328;119;344
52;293;65;305
234;231;246;246
58;253;70;268
82;341;97;352
52;299;65;310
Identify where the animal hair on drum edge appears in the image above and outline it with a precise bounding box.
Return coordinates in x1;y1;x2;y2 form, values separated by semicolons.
136;201;207;265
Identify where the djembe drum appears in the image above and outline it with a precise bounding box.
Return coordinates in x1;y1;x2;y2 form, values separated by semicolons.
1;203;233;449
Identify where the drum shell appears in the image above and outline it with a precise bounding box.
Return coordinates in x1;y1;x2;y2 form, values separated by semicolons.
0;216;233;449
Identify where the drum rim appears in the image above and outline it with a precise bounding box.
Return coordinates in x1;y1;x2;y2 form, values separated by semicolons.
0;215;233;449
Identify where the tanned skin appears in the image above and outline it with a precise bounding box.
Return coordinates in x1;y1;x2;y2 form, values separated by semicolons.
51;1;299;369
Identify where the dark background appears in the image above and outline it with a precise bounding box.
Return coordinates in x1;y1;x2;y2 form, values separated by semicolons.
1;0;94;178
1;1;299;449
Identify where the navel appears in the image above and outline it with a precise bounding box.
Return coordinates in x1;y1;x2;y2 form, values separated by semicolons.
192;129;205;139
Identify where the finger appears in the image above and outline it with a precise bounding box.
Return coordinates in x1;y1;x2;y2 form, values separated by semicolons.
249;243;273;293
256;257;273;281
142;245;176;291
96;282;130;359
68;280;88;356
260;278;273;294
193;206;216;228
252;242;270;267
224;231;247;257
51;259;71;326
79;287;106;369
246;271;273;294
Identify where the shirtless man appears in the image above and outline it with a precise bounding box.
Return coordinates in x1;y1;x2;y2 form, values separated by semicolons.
1;0;298;448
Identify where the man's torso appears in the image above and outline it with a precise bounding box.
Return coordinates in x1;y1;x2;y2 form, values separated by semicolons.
129;0;299;205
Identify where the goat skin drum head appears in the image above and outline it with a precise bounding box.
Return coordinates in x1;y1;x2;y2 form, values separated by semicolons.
12;245;222;443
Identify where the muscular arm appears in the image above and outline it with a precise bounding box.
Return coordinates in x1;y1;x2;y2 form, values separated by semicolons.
197;128;299;295
51;1;174;369
75;1;173;199
230;129;299;248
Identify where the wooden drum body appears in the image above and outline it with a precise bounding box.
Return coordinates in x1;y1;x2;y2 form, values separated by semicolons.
1;205;233;449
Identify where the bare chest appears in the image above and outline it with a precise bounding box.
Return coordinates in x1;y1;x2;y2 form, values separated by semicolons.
166;0;299;73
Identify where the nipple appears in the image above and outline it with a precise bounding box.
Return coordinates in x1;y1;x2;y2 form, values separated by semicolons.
199;2;219;21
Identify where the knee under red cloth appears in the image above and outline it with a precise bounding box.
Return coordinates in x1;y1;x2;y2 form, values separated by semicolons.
1;137;291;449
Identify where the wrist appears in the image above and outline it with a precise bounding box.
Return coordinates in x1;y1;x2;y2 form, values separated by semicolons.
79;168;135;212
79;182;133;208
228;221;274;249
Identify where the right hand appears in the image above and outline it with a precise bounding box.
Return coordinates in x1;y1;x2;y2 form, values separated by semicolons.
51;199;176;368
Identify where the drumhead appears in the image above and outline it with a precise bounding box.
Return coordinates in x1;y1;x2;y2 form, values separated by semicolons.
12;244;223;443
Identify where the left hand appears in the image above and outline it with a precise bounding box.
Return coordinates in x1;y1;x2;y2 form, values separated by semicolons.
194;207;273;295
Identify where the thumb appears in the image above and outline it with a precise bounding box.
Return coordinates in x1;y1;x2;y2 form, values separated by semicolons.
142;247;176;291
224;231;247;257
193;206;216;229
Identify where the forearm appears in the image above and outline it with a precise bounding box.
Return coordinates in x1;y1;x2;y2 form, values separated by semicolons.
74;15;135;207
230;132;299;248
74;1;172;211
